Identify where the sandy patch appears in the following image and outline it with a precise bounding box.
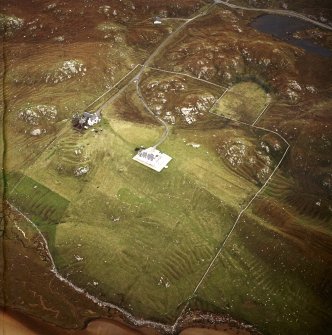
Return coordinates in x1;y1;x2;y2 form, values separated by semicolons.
0;310;249;335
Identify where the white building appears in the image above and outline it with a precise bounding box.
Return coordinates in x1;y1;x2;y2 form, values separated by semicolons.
153;16;162;25
133;147;172;172
83;112;101;127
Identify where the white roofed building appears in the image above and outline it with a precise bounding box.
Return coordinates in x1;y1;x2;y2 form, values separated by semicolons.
133;147;172;172
74;111;101;130
153;16;162;25
83;112;101;127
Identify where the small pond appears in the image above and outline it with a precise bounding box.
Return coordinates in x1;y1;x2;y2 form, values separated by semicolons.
251;14;332;58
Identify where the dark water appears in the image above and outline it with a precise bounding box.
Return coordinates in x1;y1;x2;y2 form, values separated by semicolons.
251;14;332;57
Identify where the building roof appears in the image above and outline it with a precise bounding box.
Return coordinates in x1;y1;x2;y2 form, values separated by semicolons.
81;112;101;126
83;112;95;118
153;16;162;24
83;112;100;118
133;147;172;172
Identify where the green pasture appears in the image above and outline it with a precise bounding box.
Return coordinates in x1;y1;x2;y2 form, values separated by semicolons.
14;82;279;323
213;81;269;124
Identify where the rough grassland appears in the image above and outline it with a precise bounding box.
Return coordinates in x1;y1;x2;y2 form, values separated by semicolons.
13;78;282;324
23;119;245;323
213;82;269;124
190;202;332;335
2;1;332;333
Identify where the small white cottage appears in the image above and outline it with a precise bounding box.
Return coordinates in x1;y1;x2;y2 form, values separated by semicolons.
153;16;162;25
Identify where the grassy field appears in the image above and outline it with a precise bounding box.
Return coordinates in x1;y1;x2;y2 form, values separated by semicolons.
2;1;332;334
189;193;332;335
8;78;282;323
21;120;243;322
212;82;269;124
6;172;69;226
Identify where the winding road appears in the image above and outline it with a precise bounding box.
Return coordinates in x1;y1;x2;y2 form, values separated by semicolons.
134;2;216;148
217;0;332;31
8;1;332;334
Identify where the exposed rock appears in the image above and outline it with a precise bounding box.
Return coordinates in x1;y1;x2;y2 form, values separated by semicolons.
74;165;90;177
0;14;24;35
18;105;58;125
45;60;86;84
30;128;42;136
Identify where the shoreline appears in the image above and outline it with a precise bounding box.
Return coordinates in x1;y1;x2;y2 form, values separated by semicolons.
0;308;254;335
